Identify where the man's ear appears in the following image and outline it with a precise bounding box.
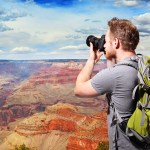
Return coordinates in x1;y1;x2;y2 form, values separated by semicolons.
114;38;120;49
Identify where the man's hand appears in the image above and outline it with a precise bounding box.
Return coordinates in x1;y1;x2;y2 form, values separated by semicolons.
89;42;103;64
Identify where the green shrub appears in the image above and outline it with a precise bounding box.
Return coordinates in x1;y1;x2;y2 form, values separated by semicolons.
15;144;30;150
95;142;109;150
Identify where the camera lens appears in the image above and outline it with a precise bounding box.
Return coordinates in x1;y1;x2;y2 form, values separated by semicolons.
86;35;105;52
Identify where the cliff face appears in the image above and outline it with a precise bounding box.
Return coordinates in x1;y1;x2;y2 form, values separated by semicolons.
0;61;51;125
4;62;84;107
0;60;108;149
0;103;108;150
0;75;19;107
0;61;107;126
0;103;45;126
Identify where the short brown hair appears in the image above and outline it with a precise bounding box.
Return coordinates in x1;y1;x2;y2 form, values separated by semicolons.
108;17;139;51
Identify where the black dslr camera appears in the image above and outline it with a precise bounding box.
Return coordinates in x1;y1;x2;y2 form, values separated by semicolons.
86;35;105;52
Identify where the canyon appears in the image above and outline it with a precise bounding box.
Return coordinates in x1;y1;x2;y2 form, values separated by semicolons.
0;103;108;150
0;59;108;149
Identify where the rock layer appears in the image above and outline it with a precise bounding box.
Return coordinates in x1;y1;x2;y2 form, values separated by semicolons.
0;103;108;150
1;61;106;126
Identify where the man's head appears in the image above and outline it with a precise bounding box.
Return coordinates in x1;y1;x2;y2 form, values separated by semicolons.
104;17;139;60
108;17;139;51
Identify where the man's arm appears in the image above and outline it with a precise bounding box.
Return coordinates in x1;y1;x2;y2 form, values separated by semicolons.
74;59;99;97
74;43;103;98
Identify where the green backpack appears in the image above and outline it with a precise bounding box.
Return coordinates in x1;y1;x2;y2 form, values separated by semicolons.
126;55;150;144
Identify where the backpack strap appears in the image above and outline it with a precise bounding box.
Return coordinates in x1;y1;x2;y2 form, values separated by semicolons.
108;56;139;147
110;56;139;125
137;93;150;126
114;56;139;70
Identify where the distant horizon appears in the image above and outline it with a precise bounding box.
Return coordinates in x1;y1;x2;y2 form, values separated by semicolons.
0;58;106;62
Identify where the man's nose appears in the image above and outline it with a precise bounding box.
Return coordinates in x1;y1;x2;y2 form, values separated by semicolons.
104;43;106;48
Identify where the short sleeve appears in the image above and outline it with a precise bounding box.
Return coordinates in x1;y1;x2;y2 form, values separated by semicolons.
91;68;115;95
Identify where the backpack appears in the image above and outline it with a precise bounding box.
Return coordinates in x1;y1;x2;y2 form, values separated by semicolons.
111;55;150;144
126;55;150;144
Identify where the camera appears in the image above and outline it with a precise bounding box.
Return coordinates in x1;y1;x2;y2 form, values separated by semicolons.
86;35;105;52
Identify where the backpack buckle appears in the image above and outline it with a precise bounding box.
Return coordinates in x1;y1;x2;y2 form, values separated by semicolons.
141;84;150;94
137;103;143;110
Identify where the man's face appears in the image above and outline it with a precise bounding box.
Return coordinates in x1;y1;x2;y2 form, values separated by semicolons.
104;29;116;60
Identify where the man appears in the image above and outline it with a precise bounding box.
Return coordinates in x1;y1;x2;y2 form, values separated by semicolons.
74;18;148;149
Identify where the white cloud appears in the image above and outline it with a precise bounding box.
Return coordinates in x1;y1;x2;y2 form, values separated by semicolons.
11;47;36;53
59;45;78;50
0;0;149;59
0;5;28;33
131;13;150;56
59;44;87;50
75;50;84;54
48;51;60;55
134;13;150;24
0;23;13;32
75;28;101;35
133;13;150;36
0;9;27;22
115;0;140;7
0;50;4;53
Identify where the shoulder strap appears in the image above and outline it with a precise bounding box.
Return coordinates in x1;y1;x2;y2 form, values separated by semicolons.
113;56;139;70
110;56;139;125
115;63;137;70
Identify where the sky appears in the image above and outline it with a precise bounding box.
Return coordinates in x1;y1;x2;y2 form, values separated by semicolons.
0;0;150;60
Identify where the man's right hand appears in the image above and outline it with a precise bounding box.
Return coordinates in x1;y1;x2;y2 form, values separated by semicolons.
89;42;103;64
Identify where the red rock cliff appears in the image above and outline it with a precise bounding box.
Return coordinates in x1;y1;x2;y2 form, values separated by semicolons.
5;103;108;150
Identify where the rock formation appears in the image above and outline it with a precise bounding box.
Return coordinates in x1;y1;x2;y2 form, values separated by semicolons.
0;60;108;150
0;61;107;126
0;103;108;150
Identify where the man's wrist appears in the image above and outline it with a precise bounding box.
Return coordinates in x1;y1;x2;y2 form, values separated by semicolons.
87;58;95;63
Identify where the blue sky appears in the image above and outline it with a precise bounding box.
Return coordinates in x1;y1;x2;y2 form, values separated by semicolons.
0;0;150;60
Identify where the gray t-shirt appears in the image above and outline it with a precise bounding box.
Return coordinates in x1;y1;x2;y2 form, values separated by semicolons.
91;57;138;118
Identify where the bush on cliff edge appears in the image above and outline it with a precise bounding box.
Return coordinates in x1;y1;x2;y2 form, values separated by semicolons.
15;144;31;150
96;142;109;150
